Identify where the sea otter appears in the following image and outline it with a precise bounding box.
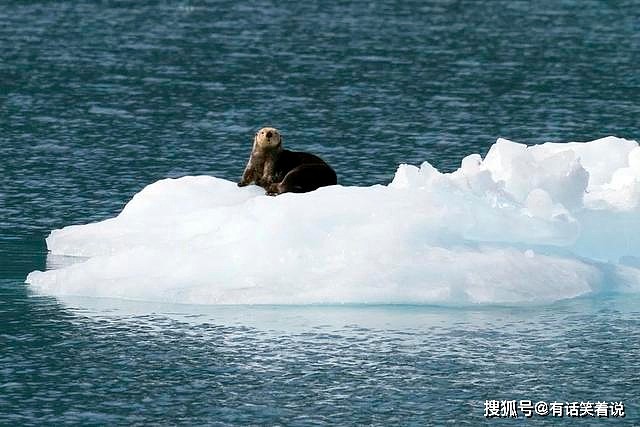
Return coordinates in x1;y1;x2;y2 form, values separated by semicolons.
237;127;337;195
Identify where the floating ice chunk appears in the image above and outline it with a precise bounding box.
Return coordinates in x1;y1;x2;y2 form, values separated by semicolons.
26;136;640;305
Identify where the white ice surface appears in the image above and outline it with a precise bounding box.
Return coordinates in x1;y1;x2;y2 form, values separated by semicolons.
26;136;640;305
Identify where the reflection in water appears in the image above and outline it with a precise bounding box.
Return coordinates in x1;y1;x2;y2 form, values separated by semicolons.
3;280;640;424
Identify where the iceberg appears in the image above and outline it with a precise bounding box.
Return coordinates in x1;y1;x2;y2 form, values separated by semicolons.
26;136;640;305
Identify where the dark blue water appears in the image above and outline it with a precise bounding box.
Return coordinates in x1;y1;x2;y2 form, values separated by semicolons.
2;0;639;424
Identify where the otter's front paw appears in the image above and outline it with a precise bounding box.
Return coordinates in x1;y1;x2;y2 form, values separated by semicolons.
237;181;247;187
265;183;281;196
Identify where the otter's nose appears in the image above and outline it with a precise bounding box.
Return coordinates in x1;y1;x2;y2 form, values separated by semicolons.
266;131;273;139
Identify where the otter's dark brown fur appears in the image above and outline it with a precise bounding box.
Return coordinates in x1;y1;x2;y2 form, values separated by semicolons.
237;127;337;195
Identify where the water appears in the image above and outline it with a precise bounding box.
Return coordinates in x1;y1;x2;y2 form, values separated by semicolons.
3;287;640;425
1;0;639;424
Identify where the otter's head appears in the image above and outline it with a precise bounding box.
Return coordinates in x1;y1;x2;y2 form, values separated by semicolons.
254;127;283;152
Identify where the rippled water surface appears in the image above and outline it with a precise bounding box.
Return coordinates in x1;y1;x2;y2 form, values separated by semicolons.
3;283;640;425
2;0;640;424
